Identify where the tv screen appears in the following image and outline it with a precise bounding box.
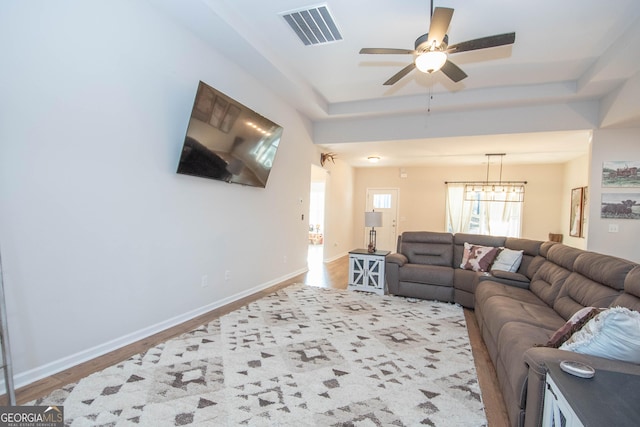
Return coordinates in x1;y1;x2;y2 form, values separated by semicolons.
177;81;283;188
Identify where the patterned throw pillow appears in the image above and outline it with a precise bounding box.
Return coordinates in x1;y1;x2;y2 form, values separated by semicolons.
461;243;501;272
460;242;474;268
546;307;603;348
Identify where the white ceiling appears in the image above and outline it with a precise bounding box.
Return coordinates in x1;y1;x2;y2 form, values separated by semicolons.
154;0;640;167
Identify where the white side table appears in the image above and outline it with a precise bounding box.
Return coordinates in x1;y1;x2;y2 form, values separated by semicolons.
542;368;584;427
348;249;390;295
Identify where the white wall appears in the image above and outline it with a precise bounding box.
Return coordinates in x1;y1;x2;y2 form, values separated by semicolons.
587;128;640;261
0;1;315;386
320;156;356;262
352;163;565;245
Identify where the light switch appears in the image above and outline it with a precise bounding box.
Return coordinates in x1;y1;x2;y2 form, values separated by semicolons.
608;224;619;233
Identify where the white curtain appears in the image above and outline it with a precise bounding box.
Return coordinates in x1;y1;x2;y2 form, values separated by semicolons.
445;184;474;233
446;183;523;237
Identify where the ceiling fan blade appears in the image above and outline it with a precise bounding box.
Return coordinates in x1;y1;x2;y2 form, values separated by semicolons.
383;63;416;85
360;48;415;55
427;7;454;47
440;60;467;83
447;32;516;54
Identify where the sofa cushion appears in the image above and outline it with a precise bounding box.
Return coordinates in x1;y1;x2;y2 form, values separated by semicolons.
573;252;636;291
547;244;583;270
398;264;454;286
482;295;565;335
505;237;543;276
487;270;530;289
476;280;548;309
554;275;623;320
461;243;501;272
400;231;453;266
612;265;640;311
453;268;483;295
504;237;542;257
529;260;573;307
560;307;640;363
497;322;557;409
538;240;558;257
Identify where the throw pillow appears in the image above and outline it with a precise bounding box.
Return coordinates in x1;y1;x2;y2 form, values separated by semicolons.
460;242;474;268
491;248;524;273
559;306;640;364
546;306;602;348
463;244;501;272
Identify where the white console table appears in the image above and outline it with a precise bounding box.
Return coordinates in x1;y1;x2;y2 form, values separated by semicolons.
348;249;390;295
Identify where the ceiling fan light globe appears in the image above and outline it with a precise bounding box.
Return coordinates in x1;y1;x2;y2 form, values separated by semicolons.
415;51;447;73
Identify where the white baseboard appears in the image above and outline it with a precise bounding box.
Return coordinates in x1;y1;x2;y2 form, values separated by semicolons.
12;268;307;392
324;251;348;263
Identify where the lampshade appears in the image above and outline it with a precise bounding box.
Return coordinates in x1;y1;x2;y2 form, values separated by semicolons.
415;51;447;73
365;211;383;227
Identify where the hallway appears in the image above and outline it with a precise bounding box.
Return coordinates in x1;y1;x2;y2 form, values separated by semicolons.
304;245;348;290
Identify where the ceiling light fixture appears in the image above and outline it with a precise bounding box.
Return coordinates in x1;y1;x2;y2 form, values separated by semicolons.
367;156;381;163
445;154;527;203
415;51;447;73
462;154;526;202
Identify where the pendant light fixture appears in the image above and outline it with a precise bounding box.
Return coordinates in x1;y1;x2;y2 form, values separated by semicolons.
462;154;526;202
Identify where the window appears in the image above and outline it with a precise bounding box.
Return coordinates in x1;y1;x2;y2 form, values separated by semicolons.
373;193;391;209
252;136;280;168
446;184;523;237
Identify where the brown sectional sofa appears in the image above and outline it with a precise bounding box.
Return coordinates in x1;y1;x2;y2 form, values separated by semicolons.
385;231;640;427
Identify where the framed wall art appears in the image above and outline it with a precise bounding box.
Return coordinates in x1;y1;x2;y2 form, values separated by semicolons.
570;187;584;237
602;161;640;187
601;193;640;220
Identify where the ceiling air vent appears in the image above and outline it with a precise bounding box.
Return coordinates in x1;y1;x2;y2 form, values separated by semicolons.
281;4;342;46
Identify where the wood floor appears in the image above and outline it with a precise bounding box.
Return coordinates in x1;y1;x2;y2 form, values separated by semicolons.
14;247;509;426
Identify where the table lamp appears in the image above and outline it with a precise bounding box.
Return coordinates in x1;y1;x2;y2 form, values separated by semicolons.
365;211;383;253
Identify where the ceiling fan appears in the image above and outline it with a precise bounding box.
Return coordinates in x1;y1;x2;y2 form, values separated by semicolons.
359;1;515;85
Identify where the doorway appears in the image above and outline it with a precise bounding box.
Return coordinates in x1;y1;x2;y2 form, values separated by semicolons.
308;165;327;271
365;188;399;252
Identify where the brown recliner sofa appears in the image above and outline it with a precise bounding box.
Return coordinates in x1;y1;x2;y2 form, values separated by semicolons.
385;231;543;308
385;231;640;427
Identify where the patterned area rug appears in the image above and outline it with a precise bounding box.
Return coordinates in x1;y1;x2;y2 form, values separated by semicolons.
31;284;486;426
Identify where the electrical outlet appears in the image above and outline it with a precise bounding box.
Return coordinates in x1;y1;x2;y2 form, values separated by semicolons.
283;255;288;264
201;275;208;288
225;270;231;281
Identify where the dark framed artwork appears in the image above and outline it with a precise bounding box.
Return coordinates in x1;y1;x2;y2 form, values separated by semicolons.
220;104;241;133
570;187;584;237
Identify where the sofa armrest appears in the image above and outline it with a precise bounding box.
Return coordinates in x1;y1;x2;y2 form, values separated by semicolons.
522;346;640;427
483;269;530;289
386;253;408;267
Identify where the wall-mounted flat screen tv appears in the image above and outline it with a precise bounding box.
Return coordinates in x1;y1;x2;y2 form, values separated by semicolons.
177;81;283;188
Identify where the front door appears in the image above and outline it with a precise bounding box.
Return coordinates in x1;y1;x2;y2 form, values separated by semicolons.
365;188;399;252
